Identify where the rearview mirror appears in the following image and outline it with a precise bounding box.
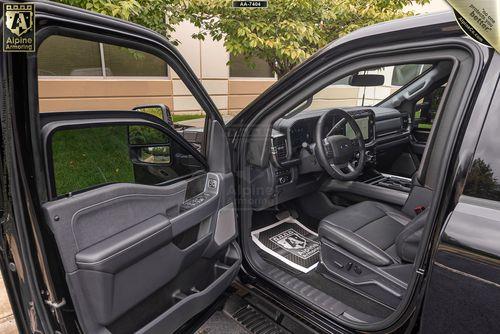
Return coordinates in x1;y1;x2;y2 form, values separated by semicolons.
133;104;173;126
349;74;385;87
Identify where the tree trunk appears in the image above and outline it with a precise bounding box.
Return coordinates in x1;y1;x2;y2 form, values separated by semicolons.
268;60;294;79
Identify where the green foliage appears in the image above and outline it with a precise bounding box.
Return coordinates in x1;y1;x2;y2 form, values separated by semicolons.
55;0;430;77
135;106;164;120
170;0;429;77
172;114;205;123
54;0;180;40
55;0;141;21
128;125;169;145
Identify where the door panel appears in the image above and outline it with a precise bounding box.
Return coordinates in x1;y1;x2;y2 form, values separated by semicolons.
420;197;500;333
420;74;500;333
42;171;239;332
39;112;239;333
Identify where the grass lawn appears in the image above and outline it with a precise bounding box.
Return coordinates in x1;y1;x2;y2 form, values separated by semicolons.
172;114;204;123
417;123;432;130
52;126;134;195
136;107;204;124
50;115;203;196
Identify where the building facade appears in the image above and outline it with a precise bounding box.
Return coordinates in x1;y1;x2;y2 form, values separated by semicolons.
37;1;451;117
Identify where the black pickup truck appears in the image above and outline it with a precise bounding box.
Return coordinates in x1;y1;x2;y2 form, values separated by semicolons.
0;1;499;334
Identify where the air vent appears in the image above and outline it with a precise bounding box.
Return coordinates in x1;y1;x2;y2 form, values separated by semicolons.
402;116;409;130
271;135;287;161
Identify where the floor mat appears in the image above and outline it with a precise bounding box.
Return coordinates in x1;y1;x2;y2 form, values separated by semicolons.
251;217;320;273
196;311;250;334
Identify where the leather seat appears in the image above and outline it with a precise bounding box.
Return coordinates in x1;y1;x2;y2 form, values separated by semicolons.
319;201;426;266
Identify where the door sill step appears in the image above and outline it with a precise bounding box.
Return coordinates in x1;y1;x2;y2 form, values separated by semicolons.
197;294;291;334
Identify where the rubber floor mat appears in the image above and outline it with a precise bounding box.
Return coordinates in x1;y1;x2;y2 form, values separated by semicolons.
251;217;320;273
196;311;250;334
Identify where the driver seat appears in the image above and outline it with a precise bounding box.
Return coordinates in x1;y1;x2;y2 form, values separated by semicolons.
318;201;426;266
317;198;429;307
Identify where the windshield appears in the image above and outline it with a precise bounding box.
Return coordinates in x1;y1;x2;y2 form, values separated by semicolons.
296;63;432;112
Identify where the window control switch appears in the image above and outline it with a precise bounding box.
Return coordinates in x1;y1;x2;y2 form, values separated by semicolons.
180;193;212;211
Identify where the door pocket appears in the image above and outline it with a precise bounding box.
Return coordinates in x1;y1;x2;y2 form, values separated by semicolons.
107;242;242;334
71;230;214;326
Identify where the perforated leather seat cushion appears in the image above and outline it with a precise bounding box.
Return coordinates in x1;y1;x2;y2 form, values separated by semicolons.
319;201;412;261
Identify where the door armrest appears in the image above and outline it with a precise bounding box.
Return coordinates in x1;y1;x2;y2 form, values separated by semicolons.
76;214;172;273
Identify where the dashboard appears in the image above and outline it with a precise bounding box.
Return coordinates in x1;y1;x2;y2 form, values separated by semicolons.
289;115;371;148
275;108;375;159
250;107;408;211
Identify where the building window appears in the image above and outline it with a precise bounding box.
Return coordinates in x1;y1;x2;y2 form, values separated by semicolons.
38;36;103;76
38;36;168;77
229;54;274;78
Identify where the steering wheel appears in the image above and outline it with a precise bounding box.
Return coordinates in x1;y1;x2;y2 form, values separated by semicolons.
315;109;366;181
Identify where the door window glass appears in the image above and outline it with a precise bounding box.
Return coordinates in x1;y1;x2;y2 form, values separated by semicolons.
37;36;208;154
391;64;431;86
414;85;446;131
463;99;500;201
102;44;168;76
50;124;204;196
38;35;102;76
38;35;168;77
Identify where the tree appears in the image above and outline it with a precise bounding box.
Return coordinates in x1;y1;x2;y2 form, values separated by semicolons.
464;158;500;200
170;0;429;77
55;0;429;77
54;0;181;40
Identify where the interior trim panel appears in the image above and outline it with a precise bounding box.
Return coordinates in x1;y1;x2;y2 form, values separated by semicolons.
42;172;240;333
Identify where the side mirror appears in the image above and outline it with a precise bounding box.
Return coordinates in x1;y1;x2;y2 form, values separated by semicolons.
137;145;171;164
349;74;385;87
133;104;173;126
128;125;172;166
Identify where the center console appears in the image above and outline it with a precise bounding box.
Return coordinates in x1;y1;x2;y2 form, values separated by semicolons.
321;168;412;208
359;170;412;193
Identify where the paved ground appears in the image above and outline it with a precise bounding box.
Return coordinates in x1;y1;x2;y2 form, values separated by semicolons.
0;276;17;334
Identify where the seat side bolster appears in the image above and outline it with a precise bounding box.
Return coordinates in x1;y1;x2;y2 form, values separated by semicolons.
395;211;428;263
319;223;394;266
